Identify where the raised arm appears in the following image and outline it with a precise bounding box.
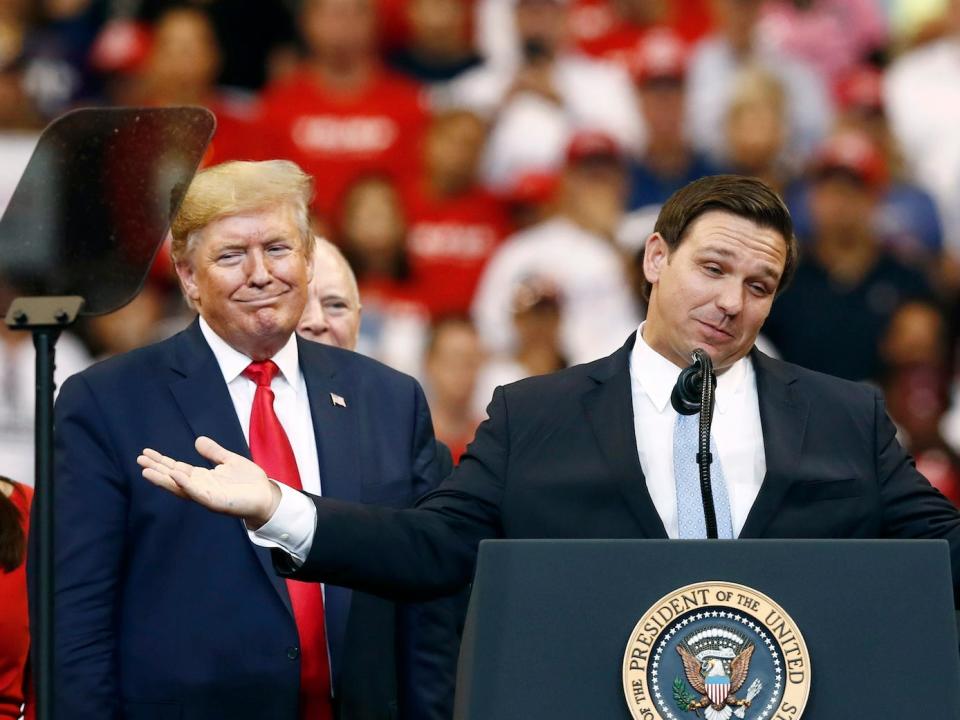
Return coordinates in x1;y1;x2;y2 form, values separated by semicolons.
140;386;515;600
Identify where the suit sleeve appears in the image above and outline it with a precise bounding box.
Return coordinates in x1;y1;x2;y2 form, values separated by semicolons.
874;387;960;588
32;375;127;719
279;385;511;600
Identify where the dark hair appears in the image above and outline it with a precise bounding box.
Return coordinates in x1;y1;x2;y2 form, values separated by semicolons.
641;174;798;301
0;476;25;573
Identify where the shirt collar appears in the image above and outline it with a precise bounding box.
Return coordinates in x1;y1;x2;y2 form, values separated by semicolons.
198;316;300;386
630;322;750;414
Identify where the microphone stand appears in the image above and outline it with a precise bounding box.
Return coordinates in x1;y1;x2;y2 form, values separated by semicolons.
5;296;84;720
670;348;719;539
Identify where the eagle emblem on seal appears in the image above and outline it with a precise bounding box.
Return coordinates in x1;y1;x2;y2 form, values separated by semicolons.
674;627;763;720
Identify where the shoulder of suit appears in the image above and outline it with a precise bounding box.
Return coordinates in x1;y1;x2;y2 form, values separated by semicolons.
755;352;878;404
497;354;607;400
70;331;182;387
299;337;420;388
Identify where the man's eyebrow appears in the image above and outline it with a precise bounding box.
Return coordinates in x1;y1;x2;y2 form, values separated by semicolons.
695;245;782;280
209;241;246;252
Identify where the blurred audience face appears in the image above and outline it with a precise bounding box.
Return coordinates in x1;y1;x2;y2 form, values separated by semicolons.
885;364;950;452
562;157;626;238
407;0;472;59
512;279;564;368
725;71;786;174
425;111;487;195
809;173;876;242
727;102;783;173
0;69;40;129
425;318;483;409
505;171;559;229
301;0;377;66
643;210;786;370
298;239;361;349
87;284;166;356
640;79;686;147
809;130;886;245
145;8;221;97
341;178;407;272
882;301;945;369
711;0;762;54
175;203;311;360
613;0;666;24
835;68;889;157
515;0;568;58
514;302;561;350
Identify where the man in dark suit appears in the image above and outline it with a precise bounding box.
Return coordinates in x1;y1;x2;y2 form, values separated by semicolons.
44;160;459;720
139;174;960;602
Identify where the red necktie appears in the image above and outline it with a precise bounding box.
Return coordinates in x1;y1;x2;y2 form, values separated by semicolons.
243;360;333;720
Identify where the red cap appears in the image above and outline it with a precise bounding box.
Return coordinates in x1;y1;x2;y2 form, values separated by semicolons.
564;129;621;165
630;29;687;84
812;130;887;189
505;171;560;205
89;19;153;74
836;66;884;112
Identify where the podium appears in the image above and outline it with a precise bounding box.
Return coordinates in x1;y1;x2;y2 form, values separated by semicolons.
453;539;960;719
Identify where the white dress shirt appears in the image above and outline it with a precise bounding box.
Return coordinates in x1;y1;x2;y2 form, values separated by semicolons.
630;324;766;538
198;318;321;559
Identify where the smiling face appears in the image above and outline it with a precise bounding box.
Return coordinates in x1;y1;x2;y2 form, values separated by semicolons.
643;210;786;370
176;203;311;360
297;241;361;350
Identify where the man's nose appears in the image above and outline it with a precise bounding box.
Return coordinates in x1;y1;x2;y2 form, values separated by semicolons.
245;249;271;285
715;279;743;316
297;300;328;338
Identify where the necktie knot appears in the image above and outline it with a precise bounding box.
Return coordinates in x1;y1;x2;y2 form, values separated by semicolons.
243;360;280;387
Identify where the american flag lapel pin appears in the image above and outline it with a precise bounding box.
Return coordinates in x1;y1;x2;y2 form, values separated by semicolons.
330;392;347;408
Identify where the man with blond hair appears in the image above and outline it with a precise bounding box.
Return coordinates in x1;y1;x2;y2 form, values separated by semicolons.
46;160;460;720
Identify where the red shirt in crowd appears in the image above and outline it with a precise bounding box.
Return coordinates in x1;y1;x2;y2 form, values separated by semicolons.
404;185;510;317
570;0;712;68
203;95;261;167
256;65;429;223
0;482;33;720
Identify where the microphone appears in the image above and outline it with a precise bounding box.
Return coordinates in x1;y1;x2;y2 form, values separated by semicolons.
670;348;720;539
670;349;716;415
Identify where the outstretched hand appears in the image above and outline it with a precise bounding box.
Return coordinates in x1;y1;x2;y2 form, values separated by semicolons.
138;436;281;529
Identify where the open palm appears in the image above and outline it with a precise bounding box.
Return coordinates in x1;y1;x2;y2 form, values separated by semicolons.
138;436;280;527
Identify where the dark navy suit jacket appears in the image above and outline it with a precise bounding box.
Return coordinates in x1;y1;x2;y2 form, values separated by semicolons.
41;320;460;720
282;333;960;600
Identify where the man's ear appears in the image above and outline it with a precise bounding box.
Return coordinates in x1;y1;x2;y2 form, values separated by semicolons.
643;232;669;286
304;248;315;284
175;260;201;306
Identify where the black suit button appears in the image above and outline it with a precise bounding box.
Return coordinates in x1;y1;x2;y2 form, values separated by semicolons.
287;646;300;660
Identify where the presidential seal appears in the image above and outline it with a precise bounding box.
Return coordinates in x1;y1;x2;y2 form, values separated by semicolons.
622;582;810;720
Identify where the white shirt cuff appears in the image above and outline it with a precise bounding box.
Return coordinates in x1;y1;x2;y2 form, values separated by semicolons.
247;481;317;565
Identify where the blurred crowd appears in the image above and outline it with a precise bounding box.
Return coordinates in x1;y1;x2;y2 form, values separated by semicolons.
2;0;960;503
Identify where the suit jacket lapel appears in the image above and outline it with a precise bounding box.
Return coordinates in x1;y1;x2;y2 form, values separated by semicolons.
167;320;294;617
583;333;669;539
299;337;360;684
739;350;810;538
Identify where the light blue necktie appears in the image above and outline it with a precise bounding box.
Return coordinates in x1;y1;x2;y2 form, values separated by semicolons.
673;412;734;539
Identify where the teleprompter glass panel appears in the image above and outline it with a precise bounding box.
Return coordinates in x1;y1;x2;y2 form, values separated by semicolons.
0;106;215;316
